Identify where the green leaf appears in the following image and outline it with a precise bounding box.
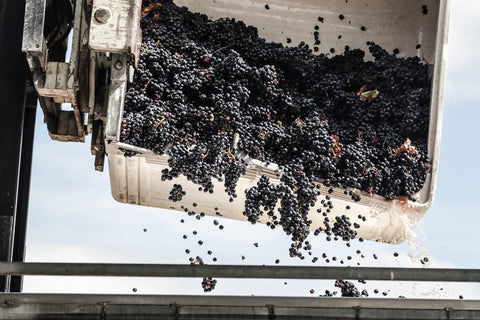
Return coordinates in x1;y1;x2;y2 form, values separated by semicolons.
361;89;379;101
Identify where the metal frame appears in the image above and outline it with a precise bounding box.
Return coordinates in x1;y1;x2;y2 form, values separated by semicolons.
1;263;480;319
1;293;479;320
9;87;37;293
16;257;480;316
0;0;36;294
5;1;478;318
1;262;480;283
22;0;86;142
21;0;143;169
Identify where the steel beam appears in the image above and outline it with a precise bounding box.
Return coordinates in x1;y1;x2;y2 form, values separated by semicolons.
1;262;480;283
0;293;479;320
0;0;28;293
10;93;37;293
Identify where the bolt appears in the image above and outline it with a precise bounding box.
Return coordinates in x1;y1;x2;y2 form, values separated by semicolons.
3;300;16;307
114;60;123;70
94;7;112;24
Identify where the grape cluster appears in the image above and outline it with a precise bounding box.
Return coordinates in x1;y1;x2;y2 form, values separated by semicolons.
201;277;217;292
335;279;367;297
331;215;358;241
189;256;217;292
168;184;185;202
244;175;278;223
123;0;432;258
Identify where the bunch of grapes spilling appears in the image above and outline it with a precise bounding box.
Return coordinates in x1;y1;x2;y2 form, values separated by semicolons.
122;0;432;256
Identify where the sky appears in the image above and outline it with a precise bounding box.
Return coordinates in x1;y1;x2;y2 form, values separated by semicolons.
21;0;480;299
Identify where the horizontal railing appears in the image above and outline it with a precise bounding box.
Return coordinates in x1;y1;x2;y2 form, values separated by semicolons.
1;262;480;282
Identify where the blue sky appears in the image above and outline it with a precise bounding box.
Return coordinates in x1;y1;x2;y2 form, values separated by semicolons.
22;0;480;298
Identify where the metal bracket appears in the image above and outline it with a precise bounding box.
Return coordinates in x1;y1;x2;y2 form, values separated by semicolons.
267;304;276;320
89;0;142;65
22;0;48;72
445;307;451;320
174;304;180;320
98;302;107;320
105;54;127;141
353;306;362;319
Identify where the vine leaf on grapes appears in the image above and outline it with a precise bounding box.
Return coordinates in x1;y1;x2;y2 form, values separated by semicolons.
360;89;380;102
356;84;368;96
295;118;305;131
395;138;418;156
330;135;342;162
141;3;163;18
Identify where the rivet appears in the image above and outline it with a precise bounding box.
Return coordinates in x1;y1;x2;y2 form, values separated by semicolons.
94;7;112;24
114;61;123;70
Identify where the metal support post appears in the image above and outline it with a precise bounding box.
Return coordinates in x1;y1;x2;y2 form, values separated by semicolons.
0;0;31;293
10;90;37;293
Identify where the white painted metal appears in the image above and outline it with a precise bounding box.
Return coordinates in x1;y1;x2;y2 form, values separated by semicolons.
89;0;142;64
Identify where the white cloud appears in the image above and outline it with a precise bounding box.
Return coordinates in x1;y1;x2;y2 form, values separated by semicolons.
444;0;480;102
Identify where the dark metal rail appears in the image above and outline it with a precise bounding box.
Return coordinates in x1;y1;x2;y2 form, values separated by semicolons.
1;262;480;282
